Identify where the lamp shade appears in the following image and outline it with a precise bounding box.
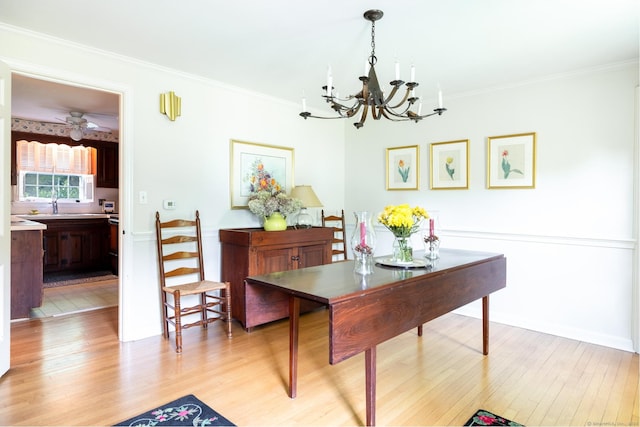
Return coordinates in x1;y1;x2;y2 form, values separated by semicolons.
290;185;323;207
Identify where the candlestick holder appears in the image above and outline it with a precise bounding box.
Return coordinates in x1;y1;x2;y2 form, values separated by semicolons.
423;217;440;260
424;235;440;259
351;211;376;275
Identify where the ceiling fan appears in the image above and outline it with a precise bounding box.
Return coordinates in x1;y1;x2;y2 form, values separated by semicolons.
58;111;110;141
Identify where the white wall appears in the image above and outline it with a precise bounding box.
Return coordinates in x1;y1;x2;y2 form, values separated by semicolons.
344;63;638;351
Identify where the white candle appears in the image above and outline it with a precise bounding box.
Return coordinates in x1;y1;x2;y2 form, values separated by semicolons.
418;100;423;115
395;60;400;80
364;61;370;77
326;65;333;97
410;64;415;82
438;89;443;108
302;96;307;112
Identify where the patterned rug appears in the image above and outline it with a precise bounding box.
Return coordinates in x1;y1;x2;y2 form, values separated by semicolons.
43;270;117;288
464;409;524;426
115;394;235;427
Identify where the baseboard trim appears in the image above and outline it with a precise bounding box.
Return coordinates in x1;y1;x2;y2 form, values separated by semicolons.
454;306;635;353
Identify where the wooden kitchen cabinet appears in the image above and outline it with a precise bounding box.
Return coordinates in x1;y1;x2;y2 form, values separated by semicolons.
40;218;110;273
11;230;44;319
96;141;118;188
219;227;334;330
109;220;118;275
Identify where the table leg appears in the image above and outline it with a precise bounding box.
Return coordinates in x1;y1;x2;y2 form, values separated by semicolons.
365;346;376;426
289;296;300;398
482;295;489;355
417;324;423;336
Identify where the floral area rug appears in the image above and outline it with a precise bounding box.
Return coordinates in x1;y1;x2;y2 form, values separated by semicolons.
464;409;524;426
114;394;235;427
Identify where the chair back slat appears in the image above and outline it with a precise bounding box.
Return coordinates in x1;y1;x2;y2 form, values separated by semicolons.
156;210;206;287
161;235;198;245
160;218;196;228
165;266;200;278
163;251;199;261
321;209;348;261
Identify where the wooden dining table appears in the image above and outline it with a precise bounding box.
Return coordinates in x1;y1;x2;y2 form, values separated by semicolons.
245;248;507;426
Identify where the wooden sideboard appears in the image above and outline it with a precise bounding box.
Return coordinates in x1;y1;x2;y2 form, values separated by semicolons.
219;227;334;330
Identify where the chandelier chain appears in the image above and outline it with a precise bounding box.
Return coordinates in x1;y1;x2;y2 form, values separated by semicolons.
369;20;377;66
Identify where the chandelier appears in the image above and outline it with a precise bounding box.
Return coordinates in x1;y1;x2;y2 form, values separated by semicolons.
300;9;446;129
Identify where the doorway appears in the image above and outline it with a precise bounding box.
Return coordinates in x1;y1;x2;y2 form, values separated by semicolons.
11;73;122;320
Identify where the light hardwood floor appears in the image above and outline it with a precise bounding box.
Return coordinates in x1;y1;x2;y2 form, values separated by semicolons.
2;307;638;426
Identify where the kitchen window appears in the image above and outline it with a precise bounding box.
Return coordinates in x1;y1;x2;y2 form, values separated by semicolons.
18;171;94;202
16;140;96;202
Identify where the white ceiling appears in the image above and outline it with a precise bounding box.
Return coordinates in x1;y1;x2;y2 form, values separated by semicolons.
2;0;638;130
11;74;120;131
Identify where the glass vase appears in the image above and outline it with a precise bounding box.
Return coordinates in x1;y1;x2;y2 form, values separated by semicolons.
393;236;413;264
351;211;376;275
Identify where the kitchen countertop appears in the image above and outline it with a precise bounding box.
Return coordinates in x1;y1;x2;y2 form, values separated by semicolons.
11;213;117;231
11;215;47;231
17;213;112;220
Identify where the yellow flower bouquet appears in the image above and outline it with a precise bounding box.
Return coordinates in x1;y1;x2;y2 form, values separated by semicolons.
377;204;429;263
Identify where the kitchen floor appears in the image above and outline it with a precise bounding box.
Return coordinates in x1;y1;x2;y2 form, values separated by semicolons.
31;278;118;318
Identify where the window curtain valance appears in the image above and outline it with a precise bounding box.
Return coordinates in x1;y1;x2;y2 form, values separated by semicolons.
16;140;96;175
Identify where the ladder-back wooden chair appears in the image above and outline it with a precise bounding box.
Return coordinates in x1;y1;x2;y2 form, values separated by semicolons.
155;210;232;353
321;209;348;261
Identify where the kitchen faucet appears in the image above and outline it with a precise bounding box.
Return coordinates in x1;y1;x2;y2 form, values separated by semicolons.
51;190;58;214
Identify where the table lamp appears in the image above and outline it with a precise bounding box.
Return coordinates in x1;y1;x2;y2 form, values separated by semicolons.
290;185;323;228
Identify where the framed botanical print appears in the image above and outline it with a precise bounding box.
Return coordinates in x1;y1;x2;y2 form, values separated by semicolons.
487;132;536;189
230;139;294;209
430;139;469;190
386;145;419;190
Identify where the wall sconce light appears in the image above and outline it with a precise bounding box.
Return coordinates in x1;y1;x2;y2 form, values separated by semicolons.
160;91;181;121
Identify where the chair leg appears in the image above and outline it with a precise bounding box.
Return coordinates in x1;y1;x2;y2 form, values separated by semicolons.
200;292;208;329
225;283;232;338
161;292;170;339
174;290;183;354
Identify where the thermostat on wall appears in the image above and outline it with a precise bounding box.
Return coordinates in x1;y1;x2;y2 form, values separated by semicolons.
103;201;115;213
163;200;176;210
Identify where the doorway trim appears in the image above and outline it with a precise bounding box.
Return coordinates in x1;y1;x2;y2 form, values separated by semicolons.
6;61;132;342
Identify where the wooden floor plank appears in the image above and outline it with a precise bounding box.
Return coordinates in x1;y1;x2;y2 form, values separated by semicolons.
2;307;637;426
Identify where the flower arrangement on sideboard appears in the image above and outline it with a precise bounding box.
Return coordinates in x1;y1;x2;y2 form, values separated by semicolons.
245;159;301;230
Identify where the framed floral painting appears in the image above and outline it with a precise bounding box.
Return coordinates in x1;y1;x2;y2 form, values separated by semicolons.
487;132;536;189
230;139;294;209
386;145;419;190
430;139;469;190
